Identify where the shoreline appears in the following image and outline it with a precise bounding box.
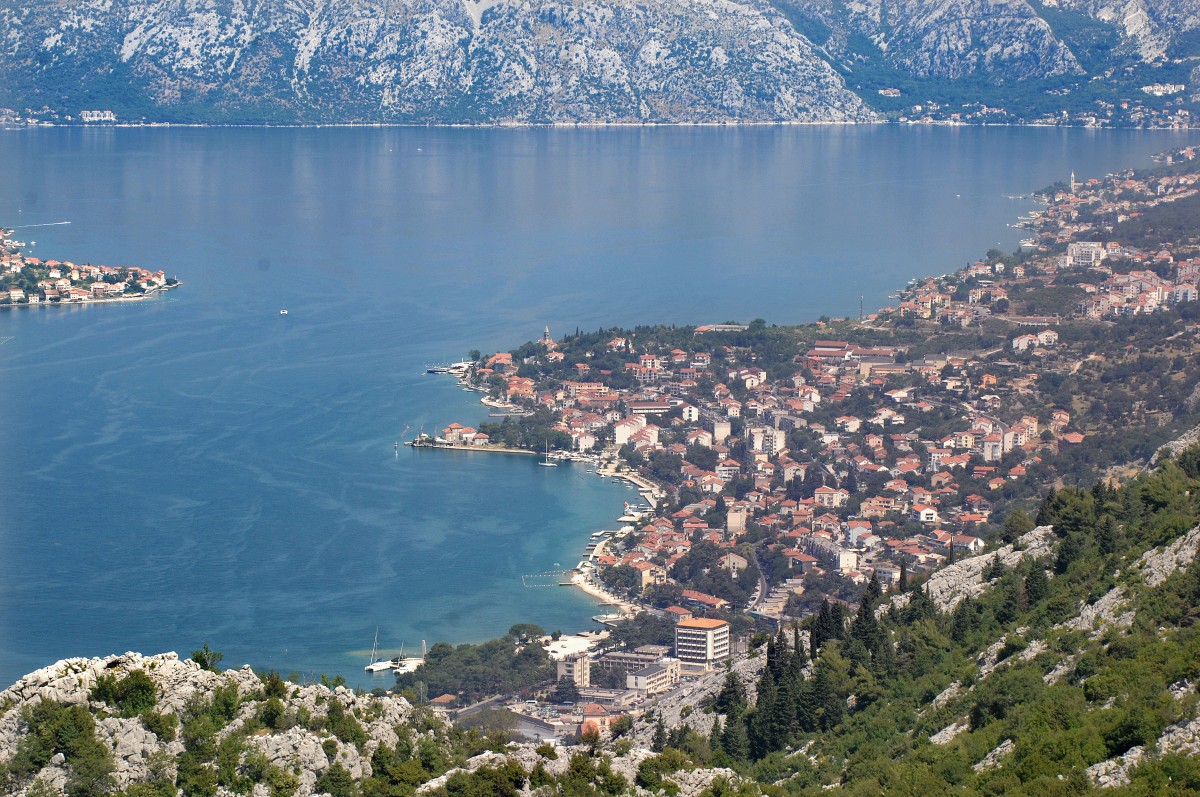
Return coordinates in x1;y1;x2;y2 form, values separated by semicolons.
406;440;539;455
0;284;179;310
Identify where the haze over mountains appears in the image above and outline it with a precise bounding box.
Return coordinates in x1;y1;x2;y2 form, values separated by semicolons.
1;0;1198;124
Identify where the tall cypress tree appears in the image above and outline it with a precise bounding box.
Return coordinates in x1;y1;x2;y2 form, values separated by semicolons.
722;710;750;762
791;625;808;670
714;672;747;717
651;717;667;752
794;675;818;733
749;668;776;759
810;599;834;658
770;627;790;681
709;717;724;758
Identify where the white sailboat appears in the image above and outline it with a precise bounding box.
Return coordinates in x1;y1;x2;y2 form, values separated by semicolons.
364;628;393;672
538;442;558;467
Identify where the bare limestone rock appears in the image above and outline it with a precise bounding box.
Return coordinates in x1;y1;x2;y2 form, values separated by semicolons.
973;739;1014;772
889;526;1056;615
930;719;969;745
0;651;415;796
1137;524;1200;587
1058;586;1135;639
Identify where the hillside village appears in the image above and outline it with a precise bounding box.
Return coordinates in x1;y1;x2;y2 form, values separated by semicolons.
435;147;1200;638
0;229;176;305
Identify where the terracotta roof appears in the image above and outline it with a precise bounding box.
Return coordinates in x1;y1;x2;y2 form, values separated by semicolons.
676;617;729;630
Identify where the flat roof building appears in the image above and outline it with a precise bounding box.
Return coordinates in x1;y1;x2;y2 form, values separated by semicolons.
674;618;730;671
627;658;681;695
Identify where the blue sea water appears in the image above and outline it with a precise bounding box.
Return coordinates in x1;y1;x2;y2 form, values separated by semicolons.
0;125;1193;688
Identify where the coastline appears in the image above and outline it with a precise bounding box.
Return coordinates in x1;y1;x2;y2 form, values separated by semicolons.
0;285;179;310
406;440;539;455
570;571;639;620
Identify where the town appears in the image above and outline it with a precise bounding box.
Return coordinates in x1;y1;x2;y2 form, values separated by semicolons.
0;228;177;306
407;147;1200;738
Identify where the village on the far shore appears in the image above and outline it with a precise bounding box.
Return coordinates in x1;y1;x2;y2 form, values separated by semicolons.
0;228;177;306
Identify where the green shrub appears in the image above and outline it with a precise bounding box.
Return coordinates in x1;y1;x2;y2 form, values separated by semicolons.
8;701;115;797
91;670;158;717
326;699;367;749
140;710;178;742
257;697;285;730
314;762;357;797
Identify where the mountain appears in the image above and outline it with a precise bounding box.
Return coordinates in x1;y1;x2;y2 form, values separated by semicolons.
2;0;1198;124
768;0;1084;80
0;0;872;124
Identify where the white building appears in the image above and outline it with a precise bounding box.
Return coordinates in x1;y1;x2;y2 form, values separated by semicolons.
674;618;731;671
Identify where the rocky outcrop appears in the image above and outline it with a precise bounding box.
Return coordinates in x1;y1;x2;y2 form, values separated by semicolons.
4;0;1198;122
1150;422;1200;464
889;525;1057;615
0;0;873;124
419;742;745;796
973;738;1014;772
0;651;414;797
1137;523;1200;586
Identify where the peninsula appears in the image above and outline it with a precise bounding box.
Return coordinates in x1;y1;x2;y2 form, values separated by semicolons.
0;228;177;306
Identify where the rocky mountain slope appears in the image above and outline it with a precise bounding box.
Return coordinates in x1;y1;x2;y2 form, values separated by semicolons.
770;0;1084;80
0;0;872;124
2;0;1199;123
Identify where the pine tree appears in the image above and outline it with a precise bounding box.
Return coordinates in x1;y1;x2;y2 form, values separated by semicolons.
791;625;808;670
1055;533;1081;575
865;572;882;604
902;585;935;623
748;669;776;759
722;712;750;762
769;627;790;680
651;717;667;752
793;676;819;733
950;597;974;645
829;602;848;637
1001;508;1035;543
709;717;724;757
1097;514;1121;556
849;599;882;661
714;672;747;717
810;599;834;658
771;674;796;746
1035;486;1058;526
1025;565;1049;605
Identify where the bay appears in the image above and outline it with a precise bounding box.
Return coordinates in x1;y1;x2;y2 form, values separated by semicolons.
0;125;1193;688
